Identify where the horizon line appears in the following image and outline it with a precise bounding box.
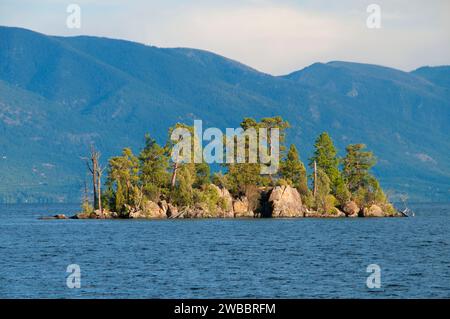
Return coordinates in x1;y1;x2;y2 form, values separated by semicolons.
1;24;449;76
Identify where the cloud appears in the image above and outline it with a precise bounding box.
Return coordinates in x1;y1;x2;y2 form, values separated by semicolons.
140;5;349;74
0;0;449;74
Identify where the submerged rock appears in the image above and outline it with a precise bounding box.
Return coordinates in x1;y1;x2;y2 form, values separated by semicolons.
71;212;91;219
40;214;68;220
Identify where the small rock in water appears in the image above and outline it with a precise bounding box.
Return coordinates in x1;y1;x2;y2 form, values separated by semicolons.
39;214;68;220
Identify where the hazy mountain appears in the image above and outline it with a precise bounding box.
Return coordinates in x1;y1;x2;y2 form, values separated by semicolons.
411;66;450;90
0;26;449;203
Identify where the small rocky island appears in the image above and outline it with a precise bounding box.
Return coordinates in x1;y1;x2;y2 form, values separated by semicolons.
46;117;404;220
67;184;401;219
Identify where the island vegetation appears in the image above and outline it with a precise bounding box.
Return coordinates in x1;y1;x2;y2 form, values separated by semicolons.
71;116;400;219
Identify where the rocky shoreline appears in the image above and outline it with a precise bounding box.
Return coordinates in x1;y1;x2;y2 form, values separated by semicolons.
41;185;404;220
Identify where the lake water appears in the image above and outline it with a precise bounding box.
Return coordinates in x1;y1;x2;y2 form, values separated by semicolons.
0;203;449;298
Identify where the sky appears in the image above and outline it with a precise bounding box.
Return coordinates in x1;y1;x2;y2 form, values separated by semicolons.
0;0;449;75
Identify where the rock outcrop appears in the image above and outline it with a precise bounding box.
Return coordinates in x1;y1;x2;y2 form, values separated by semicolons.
363;204;384;217
129;201;167;219
304;207;346;218
211;184;235;218
166;203;179;218
61;186;404;220
343;201;360;217
331;207;346;217
233;197;254;218
268;185;304;217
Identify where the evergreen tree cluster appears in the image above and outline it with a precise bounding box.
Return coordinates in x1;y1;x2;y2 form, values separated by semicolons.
98;117;390;216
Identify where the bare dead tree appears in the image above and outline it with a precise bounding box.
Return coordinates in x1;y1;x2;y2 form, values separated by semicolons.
97;163;106;216
83;144;105;214
171;162;179;188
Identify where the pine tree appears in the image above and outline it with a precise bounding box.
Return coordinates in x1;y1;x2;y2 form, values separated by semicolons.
115;182;125;214
314;169;336;213
194;162;210;188
309;132;341;191
171;164;195;207
225;116;289;195
105;148;139;213
334;175;351;206
280;144;308;196
139;134;169;201
166;123;208;190
342;144;377;193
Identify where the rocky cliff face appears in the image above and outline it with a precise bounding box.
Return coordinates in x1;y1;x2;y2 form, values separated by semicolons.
233;197;254;218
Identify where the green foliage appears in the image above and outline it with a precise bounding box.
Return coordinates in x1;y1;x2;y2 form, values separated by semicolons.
81;198;94;214
115;182;125;214
309;132;341;192
325;194;338;214
342;144;388;207
193;184;226;216
2;27;449;204
355;176;387;207
194;162;211;188
334;175;351;206
343;144;376;193
225;163;269;196
170;165;195;207
224;116;288;196
382;203;397;216
96;116;392;216
314;169;332;213
211;172;229;189
105;148;139;214
303;190;315;208
276;178;290;186
139;134;170;201
352;187;366;208
280;144;308;196
366;176;387;204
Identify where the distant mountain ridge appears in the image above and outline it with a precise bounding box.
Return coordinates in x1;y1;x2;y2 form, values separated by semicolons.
0;26;449;203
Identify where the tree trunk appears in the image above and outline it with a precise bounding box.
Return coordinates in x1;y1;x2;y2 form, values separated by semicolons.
313;160;318;197
171;162;179;188
92;164;98;210
86;145;100;211
97;169;102;216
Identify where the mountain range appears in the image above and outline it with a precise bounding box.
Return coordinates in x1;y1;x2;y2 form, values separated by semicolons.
0;26;449;203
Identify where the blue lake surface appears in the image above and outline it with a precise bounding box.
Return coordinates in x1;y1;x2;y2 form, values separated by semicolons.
0;203;449;298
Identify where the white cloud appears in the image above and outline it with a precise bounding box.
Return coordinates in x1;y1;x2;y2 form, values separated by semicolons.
0;0;449;74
